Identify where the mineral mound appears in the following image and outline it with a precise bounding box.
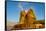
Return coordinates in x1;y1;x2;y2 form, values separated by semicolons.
11;9;45;30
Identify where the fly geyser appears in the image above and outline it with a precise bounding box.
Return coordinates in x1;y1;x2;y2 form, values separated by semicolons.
11;9;45;30
19;9;36;25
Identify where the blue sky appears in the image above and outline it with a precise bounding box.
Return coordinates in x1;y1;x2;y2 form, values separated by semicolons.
7;1;45;22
